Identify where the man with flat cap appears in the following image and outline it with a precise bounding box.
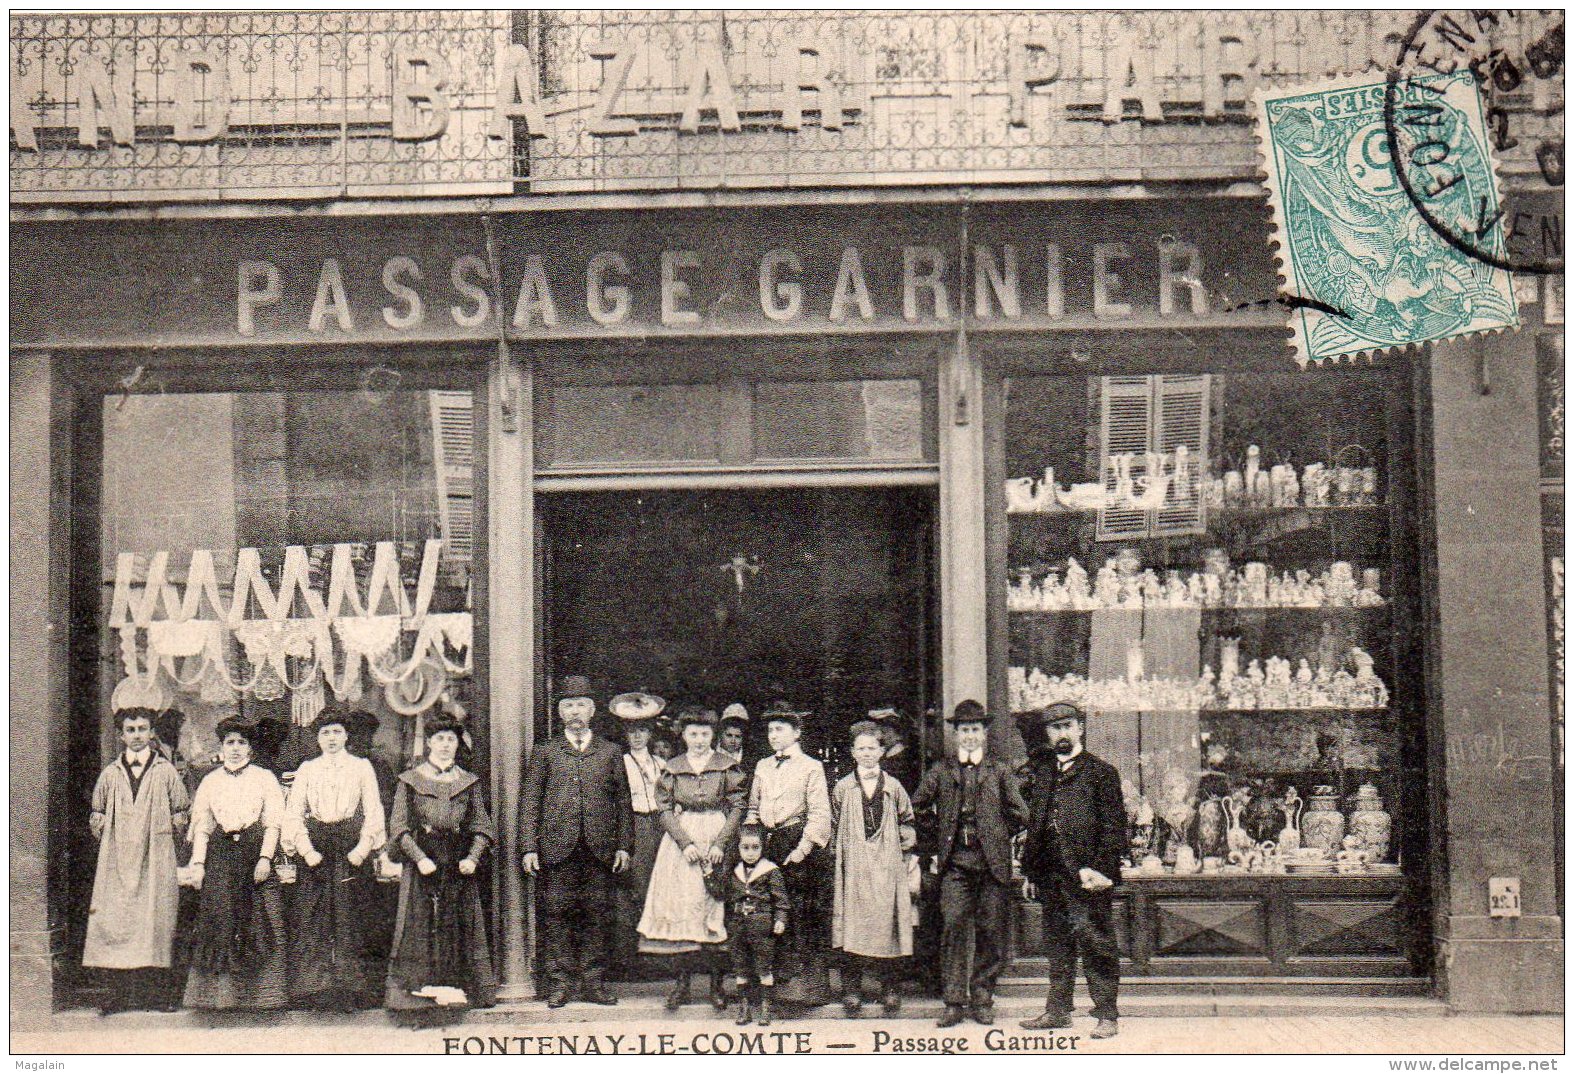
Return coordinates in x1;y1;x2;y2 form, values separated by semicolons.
522;675;634;1007
910;700;1029;1028
1017;701;1126;1039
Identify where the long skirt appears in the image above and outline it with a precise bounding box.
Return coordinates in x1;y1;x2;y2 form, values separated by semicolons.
183;823;288;1009
612;811;665;975
637;810;727;955
288;817;377;1007
384;830;498;1010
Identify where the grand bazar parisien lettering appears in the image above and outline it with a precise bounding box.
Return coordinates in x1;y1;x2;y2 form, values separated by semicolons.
236;239;1215;337
10;22;1268;153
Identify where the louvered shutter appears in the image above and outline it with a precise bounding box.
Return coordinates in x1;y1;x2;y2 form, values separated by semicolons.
1152;373;1211;537
1096;376;1154;542
429;391;474;565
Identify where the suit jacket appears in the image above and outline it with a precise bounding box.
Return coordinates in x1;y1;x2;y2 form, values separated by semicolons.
725;860;791;929
1020;748;1126;886
910;756;1029;886
521;734;635;867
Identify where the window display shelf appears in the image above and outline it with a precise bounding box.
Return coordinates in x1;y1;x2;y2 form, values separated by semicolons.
1008;605;1390;617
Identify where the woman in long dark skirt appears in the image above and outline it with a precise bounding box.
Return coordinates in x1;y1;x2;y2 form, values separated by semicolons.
384;716;499;1011
283;707;387;1009
183;717;289;1009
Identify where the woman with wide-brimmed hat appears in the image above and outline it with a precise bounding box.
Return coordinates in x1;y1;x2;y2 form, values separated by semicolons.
610;691;669;981
638;706;746;1011
282;706;386;1010
182;716;289;1009
383;715;499;1011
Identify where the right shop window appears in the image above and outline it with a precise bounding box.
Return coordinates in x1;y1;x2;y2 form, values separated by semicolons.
1004;369;1404;880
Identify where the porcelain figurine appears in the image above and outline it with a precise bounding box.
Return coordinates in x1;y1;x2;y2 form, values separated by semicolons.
1301;786;1346;851
1174;845;1200;874
1223;470;1244;505
1005;476;1037;512
1245;445;1261;502
1278;787;1303;853
1094;562;1120;608
1065;557;1091;608
1197;795;1226;858
1347;784;1392;861
1243;562;1269;606
1219;637;1241;684
1032;466;1060;511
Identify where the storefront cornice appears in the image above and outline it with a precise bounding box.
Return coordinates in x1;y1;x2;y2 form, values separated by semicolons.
9;180;1268;226
16;314;1289;356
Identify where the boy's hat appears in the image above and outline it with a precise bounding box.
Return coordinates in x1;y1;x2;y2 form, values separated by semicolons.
720;703;750;727
945;699;993;725
761;700;807;730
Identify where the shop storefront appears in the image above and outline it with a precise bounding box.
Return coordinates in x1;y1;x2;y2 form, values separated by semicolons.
10;9;1562;1023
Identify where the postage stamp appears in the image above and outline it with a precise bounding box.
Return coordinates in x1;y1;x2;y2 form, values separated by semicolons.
1255;69;1520;365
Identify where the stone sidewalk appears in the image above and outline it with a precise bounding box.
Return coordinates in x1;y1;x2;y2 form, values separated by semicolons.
15;1010;1563;1055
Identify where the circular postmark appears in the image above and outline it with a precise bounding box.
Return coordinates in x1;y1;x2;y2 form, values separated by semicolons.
1384;10;1563;276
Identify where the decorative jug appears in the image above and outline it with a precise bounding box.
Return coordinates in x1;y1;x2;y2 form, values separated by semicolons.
1278;787;1303;853
1347;784;1392;861
1221;795;1252;855
1301;785;1346;851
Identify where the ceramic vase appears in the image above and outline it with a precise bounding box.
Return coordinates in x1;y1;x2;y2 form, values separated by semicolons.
1347;784;1392;861
1301;786;1346;851
1197;796;1226;857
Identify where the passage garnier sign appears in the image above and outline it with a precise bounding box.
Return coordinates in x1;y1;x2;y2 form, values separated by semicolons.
12;205;1281;348
11;10;1519;201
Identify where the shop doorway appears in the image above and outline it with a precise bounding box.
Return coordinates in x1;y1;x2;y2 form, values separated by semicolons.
539;486;938;782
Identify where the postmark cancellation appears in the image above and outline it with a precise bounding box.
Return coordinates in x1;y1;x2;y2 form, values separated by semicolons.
1255;69;1519;366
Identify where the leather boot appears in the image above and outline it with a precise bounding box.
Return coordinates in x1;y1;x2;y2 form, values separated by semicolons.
709;969;728;1010
756;985;773;1026
664;973;691;1011
735;990;753;1026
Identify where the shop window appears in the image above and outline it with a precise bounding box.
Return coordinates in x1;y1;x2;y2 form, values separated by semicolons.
538;375;933;470
1003;369;1408;887
753;380;924;462
546;383;724;466
97;385;480;788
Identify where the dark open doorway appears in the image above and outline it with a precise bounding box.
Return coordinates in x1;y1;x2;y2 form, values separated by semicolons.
539;486;938;780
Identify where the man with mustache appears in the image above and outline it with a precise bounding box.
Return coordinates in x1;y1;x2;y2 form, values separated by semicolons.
1017;702;1126;1040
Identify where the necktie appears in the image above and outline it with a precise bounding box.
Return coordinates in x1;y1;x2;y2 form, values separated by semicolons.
775;753;790;767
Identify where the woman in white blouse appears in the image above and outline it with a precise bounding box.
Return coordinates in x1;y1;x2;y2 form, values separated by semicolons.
282;707;387;1010
183;716;289;1009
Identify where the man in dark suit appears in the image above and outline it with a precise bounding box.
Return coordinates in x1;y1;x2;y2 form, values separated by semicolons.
522;675;635;1007
1017;702;1126;1039
910;699;1029;1028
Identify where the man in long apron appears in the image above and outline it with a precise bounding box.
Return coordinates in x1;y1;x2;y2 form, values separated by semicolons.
84;707;191;1013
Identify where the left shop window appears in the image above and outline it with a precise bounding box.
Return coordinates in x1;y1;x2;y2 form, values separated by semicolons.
99;387;479;784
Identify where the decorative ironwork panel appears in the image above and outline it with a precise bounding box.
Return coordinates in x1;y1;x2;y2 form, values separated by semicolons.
10;11;511;201
10;10;1564;200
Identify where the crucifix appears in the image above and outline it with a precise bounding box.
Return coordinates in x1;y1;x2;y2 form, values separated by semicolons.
720;554;762;611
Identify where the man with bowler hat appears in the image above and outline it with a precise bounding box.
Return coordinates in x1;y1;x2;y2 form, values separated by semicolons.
910;699;1028;1028
1017;701;1126;1039
522;675;635;1007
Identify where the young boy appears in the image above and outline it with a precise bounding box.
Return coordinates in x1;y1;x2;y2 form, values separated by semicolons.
724;824;790;1026
746;702;832;1005
830;721;916;1016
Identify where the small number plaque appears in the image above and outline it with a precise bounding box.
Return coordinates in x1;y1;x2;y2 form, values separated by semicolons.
1489;877;1522;919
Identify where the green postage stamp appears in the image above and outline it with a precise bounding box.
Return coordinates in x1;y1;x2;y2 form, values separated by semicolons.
1255;70;1519;365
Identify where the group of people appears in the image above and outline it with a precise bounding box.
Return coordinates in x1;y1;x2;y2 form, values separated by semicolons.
86;680;1128;1038
85;705;498;1014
